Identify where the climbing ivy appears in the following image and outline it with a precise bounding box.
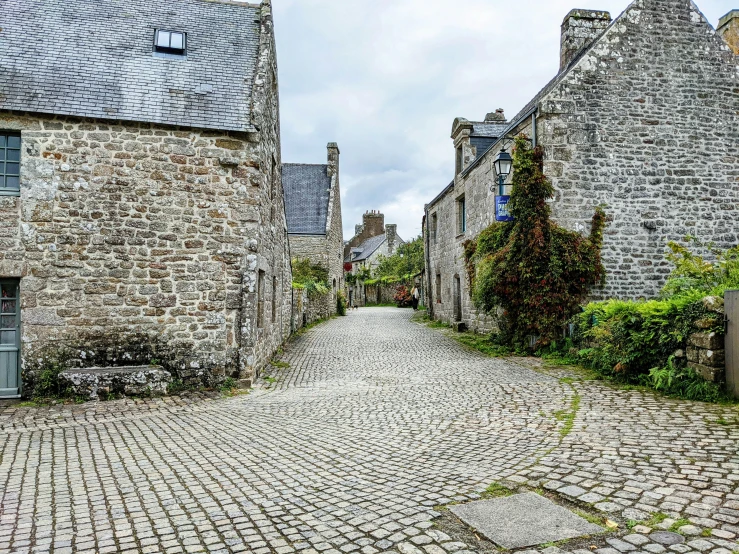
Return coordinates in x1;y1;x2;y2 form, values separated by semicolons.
468;136;606;347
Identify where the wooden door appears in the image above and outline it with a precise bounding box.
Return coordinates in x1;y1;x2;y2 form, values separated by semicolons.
725;290;739;398
0;279;20;398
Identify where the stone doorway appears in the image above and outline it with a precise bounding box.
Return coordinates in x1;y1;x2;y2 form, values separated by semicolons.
0;279;21;398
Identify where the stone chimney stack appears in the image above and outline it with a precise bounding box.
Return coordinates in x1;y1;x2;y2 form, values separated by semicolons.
560;9;612;71
355;224;363;236
485;109;507;123
362;211;385;238
385;224;398;254
327;142;340;178
718;10;739;54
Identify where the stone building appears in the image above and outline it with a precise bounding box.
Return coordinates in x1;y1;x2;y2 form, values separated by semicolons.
283;143;344;317
0;0;290;398
344;211;404;306
425;0;739;331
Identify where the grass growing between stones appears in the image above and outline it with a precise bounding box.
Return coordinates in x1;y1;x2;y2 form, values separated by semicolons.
554;388;581;439
218;378;250;398
413;312;511;356
628;512;669;529
573;509;606;527
480;482;516;499
669;518;692;533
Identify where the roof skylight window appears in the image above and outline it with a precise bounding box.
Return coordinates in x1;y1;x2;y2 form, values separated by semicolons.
154;30;186;56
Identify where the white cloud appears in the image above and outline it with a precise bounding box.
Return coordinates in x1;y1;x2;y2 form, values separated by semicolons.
272;0;735;240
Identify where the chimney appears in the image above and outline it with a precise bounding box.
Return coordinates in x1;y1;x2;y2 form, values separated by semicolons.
355;224;363;236
327;142;340;178
484;109;506;123
385;224;398;254
718;10;739;54
560;9;612;71
362;211;385;238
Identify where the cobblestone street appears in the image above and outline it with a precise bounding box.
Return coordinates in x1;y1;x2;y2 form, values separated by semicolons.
1;308;738;554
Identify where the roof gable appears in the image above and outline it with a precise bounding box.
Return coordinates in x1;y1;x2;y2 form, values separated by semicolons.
283;164;332;235
460;0;736;180
0;0;262;131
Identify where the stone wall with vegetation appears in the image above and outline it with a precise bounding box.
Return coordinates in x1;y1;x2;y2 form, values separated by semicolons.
426;0;739;330
534;0;739;299
291;288;333;331
0;7;290;397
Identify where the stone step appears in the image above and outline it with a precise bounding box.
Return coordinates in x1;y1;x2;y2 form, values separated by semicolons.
59;366;171;400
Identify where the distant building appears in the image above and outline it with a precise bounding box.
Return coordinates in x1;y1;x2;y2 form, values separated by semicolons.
0;0;289;397
282;143;344;317
344;211;403;306
425;0;739;331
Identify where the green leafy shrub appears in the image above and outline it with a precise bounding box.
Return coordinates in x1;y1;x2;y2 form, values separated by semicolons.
648;359;723;402
576;293;707;380
33;361;70;399
566;239;739;402
469;137;606;347
661;237;739;299
371;236;425;284
292;258;330;298
337;291;347;316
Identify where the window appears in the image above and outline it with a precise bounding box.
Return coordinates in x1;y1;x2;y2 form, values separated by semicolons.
0;133;21;195
457;195;466;235
455;146;463;175
430;212;438;245
257;271;265;329
272;276;278;324
435;274;442;304
154;30;186;55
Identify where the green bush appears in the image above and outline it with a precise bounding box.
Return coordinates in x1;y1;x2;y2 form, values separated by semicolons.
564;239;738;402
33;362;69;399
292;258;330;298
468;137;606;347
337;291;347;316
661;237;739;299
371;236;425;284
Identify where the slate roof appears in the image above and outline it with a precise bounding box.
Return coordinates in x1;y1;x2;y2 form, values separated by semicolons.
283;164;332;235
345;233;405;263
0;0;262;131
470;122;508;138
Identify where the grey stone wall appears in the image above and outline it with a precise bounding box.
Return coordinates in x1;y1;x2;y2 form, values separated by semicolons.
0;2;291;394
426;0;739;328
291;288;331;330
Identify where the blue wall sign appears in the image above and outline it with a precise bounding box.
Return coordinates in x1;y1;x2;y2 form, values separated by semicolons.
495;195;514;222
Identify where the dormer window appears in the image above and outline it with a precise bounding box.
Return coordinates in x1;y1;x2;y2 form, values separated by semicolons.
154;30;186;56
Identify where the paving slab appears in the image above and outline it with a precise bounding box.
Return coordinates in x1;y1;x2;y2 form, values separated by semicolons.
449;493;603;549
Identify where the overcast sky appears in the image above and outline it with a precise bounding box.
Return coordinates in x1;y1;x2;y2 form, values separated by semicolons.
271;0;734;242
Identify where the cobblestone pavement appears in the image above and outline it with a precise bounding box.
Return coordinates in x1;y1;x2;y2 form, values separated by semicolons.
1;308;738;554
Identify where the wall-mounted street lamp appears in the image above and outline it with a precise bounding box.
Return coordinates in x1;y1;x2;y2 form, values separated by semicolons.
493;149;513;196
492;146;514;222
489;136;532;222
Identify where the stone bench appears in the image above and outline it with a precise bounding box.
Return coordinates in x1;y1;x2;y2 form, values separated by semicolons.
59;366;172;400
